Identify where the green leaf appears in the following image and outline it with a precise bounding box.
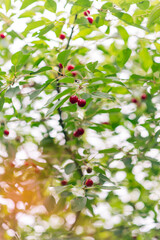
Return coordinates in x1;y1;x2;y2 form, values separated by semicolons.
97;108;121;114
44;0;57;13
21;0;37;9
148;3;160;27
117;48;131;67
65;163;76;175
99;148;118;153
75;0;91;8
96;185;119;190
11;52;30;66
19;10;35;18
117;26;129;44
71;197;87;212
31;66;52;74
44;196;56;212
87;61;98;72
91;92;115;101
38;23;54;36
45;88;72;106
0;96;4;111
139;48;153;71
5;0;11;12
57;50;70;66
137;1;149;10
30;79;53;100
5;86;20;98
46;95;70;116
59;77;75;83
23;20;45;36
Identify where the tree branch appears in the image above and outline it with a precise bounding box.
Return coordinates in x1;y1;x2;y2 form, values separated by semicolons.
56;14;78;142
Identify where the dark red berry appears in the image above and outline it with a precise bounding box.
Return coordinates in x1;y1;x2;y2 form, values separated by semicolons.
24;161;30;166
84;11;88;16
10;162;15;168
61;180;67;186
69;95;78;104
141;93;147;100
35;167;40;173
59;33;65;40
131;98;138;104
102;122;110;125
87;10;90;14
71;71;78;77
87;17;93;24
4;130;9;136
59;63;63;69
73;128;85;137
85;179;93;187
78;99;86;107
87;167;92;173
67;65;75;71
0;33;5;39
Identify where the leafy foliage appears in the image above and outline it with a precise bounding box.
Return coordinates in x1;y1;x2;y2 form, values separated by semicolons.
0;0;160;239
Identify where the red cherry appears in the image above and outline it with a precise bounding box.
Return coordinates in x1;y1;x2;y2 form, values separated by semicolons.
71;71;78;77
87;10;90;14
4;130;9;136
59;63;63;69
73;128;85;137
61;180;67;186
69;95;78;104
78;99;86;107
24;161;30;166
10;162;15;168
131;98;138;104
102;122;110;125
86;167;92;173
84;11;88;16
141;93;147;100
85;179;93;187
31;162;36;168
59;33;66;40
0;33;5;39
35;167;40;173
67;65;75;71
87;17;93;24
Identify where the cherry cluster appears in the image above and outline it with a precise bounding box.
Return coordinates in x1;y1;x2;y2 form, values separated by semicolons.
59;63;78;77
131;93;147;105
83;9;93;24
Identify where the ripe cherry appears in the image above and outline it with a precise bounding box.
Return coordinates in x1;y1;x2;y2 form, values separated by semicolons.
87;17;93;24
71;71;78;77
10;162;15;168
69;95;78;104
131;98;138;104
102;122;110;125
73;128;85;137
0;33;5;39
61;180;67;186
141;93;147;100
35;167;40;173
4;130;9;136
24;161;30;166
85;179;93;187
59;33;66;40
67;65;75;71
59;63;63;69
84;10;90;16
78;99;86;107
86;167;92;173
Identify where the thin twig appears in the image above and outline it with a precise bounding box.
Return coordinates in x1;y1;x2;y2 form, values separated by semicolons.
56;14;78;142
